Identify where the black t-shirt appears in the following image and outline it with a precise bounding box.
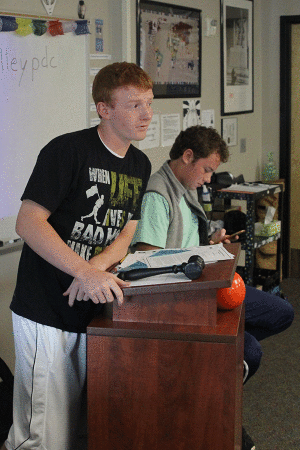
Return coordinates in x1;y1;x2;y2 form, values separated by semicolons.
11;127;151;332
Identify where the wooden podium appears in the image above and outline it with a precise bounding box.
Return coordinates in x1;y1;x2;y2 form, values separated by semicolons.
87;243;244;450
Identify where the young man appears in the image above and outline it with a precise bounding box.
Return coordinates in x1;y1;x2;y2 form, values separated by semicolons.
132;125;294;450
3;62;154;450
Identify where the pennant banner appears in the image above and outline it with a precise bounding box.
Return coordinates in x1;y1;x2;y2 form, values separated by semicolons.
0;16;18;32
15;18;33;36
75;20;90;35
0;15;90;36
62;22;77;34
48;20;64;36
32;19;47;36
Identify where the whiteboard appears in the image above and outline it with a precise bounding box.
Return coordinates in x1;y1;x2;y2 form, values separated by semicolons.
0;32;88;238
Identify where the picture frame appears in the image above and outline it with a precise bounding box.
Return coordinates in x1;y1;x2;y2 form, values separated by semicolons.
221;117;238;146
220;0;253;115
136;0;202;98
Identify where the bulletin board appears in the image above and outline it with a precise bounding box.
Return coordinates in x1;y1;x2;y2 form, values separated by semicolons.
0;31;89;238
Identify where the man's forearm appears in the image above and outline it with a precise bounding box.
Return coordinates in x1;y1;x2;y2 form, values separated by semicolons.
16;200;91;279
89;220;139;270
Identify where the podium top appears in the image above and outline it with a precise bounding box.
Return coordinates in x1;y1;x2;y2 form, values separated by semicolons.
121;242;240;297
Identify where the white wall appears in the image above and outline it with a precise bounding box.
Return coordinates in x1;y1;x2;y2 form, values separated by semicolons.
261;0;300;168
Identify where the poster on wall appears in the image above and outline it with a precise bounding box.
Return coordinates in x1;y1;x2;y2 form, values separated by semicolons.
137;0;201;98
220;0;253;115
183;99;201;130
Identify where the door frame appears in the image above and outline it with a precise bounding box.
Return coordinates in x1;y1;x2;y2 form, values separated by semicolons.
280;15;300;278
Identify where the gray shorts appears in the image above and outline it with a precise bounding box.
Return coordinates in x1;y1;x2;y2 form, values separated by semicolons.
6;313;87;450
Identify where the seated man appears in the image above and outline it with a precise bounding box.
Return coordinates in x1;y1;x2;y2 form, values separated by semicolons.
132;125;294;450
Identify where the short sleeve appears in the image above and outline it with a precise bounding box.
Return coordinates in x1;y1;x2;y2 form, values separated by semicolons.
21;135;77;213
131;192;170;248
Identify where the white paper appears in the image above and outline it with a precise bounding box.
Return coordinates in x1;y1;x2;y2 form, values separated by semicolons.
90;54;111;60
139;114;160;150
161;114;181;147
123;272;191;287
201;109;215;128
222;117;237;146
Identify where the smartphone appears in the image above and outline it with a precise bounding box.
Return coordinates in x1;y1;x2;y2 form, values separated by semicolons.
227;230;246;241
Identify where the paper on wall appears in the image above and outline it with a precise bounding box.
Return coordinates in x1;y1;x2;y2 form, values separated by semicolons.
161;113;181;147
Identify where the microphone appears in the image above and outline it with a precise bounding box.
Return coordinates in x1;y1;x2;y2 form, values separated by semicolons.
117;255;205;281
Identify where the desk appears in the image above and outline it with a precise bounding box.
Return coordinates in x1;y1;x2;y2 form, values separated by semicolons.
87;243;244;450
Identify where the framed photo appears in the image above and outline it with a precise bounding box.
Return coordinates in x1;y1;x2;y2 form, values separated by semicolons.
220;0;253;115
221;117;238;146
136;0;201;98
